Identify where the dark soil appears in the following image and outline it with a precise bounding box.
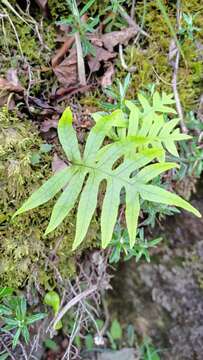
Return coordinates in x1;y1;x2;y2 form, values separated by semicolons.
110;195;203;360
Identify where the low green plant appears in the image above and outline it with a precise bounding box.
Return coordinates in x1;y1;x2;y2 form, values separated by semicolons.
14;91;201;250
102;73;131;111
44;291;62;330
107;318;123;350
179;13;200;41
140;337;161;360
0;289;46;349
59;0;98;56
109;226;162;263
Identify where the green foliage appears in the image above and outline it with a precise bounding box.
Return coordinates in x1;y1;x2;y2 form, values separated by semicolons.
140;337;161;360
58;0;99;56
110;319;122;340
15;93;201;251
109;226;162;263
102;73;132;111
107;318;123;350
44;291;62;330
179;13;200;40
0;291;46;349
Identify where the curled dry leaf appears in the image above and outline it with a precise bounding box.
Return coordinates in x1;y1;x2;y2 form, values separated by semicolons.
40;118;58;133
0;77;24;93
87;46;116;73
53;48;78;87
100;63;115;87
101;27;139;52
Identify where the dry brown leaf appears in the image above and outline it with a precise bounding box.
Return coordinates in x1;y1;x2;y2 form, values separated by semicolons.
0;75;24;93
53;48;78;87
40;118;58;132
101;27;138;52
100;63;115;87
87;46;116;72
52;36;75;68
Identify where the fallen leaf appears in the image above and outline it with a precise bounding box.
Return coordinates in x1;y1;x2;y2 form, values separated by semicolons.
101;27;138;52
52;153;67;173
40;118;58;133
0;77;24;93
100;63;115;87
52;36;75;68
87;46;116;72
53;48;78;87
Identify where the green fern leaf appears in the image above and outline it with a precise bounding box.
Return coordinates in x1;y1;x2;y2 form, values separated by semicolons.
15;104;201;250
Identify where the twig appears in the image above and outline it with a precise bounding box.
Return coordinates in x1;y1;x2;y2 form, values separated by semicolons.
131;0;136;19
75;32;86;86
119;44;137;72
52;285;98;329
61;308;82;360
172;51;187;133
0;338;16;360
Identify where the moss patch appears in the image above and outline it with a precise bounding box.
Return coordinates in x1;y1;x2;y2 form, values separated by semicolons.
0;108;99;288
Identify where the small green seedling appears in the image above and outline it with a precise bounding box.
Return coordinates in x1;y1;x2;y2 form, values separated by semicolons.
58;0;98;56
0;292;46;349
109;226;162;263
107;319;123;350
179;13;200;41
44;291;62;330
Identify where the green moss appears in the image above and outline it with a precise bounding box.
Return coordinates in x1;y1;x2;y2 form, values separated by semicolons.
112;0;203;112
0;107;99;288
47;0;69;19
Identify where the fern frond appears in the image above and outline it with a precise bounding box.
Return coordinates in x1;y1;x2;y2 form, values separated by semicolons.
15;104;201;250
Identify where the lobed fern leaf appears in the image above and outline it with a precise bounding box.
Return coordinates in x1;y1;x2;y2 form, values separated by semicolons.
15;101;201;250
94;92;191;160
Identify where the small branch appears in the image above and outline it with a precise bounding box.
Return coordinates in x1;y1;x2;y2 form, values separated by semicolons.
75;32;86;86
172;50;187;133
119;44;137;72
52;285;98;329
0;338;16;360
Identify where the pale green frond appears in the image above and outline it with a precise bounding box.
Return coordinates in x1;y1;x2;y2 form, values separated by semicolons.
152;91;176;113
138;184;201;218
45;169;86;235
101;180;121;248
58;107;81;162
125;190;140;248
73;173;101;250
148;114;164;137
14;167;73;216
113;148;163;178
133;162;178;184
159;118;180;137
125;101;139;136
164;139;179;157
138;93;151;113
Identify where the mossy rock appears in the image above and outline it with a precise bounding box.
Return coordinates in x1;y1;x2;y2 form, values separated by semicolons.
0;107;99;289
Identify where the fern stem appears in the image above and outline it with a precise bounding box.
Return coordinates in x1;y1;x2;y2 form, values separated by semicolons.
75;32;86;86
